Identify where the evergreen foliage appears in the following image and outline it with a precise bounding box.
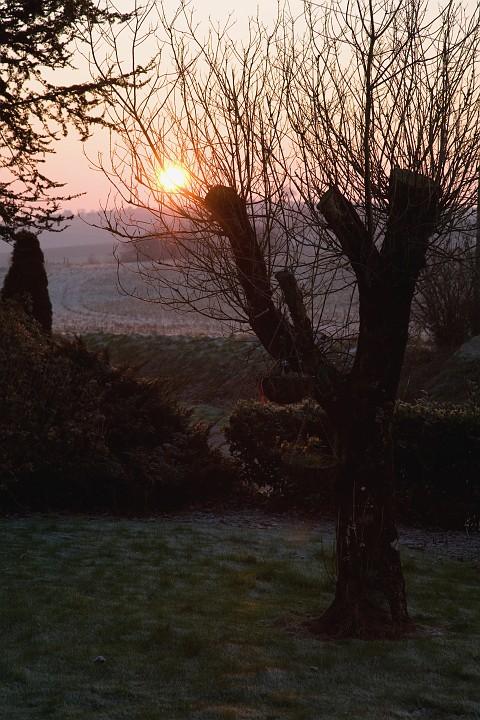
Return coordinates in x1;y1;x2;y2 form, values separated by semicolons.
1;231;52;332
0;1;131;237
227;399;480;528
394;399;480;529
226;399;332;500
0;302;228;514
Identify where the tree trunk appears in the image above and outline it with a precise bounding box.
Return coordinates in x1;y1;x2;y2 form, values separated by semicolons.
313;393;409;638
310;170;439;638
312;281;415;638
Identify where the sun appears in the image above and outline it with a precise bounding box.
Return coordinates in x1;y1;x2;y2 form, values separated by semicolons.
156;163;190;192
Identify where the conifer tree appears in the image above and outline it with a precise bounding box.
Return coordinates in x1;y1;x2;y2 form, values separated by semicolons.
1;231;52;333
0;1;132;239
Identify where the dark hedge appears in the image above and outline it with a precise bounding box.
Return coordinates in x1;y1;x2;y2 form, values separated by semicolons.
0;301;229;514
227;397;480;528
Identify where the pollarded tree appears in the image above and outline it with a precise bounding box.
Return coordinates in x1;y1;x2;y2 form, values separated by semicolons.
0;0;135;240
94;0;480;638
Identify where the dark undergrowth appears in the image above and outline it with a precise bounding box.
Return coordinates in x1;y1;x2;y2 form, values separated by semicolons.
0;302;232;515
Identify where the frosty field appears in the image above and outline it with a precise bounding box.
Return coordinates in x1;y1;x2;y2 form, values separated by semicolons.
0;243;219;336
49;257;229;337
0;241;358;338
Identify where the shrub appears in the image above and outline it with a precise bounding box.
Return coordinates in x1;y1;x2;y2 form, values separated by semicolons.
227;396;480;527
225;399;335;505
0;301;229;513
393;398;480;529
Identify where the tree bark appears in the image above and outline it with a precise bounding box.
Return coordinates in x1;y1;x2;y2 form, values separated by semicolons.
312;287;414;638
312;170;440;638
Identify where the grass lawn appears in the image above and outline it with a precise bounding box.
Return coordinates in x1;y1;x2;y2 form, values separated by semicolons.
0;515;479;720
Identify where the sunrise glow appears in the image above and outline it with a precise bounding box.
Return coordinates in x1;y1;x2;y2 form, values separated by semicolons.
156;163;190;192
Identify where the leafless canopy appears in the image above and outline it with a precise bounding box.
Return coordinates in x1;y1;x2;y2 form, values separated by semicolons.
92;0;480;342
89;0;480;638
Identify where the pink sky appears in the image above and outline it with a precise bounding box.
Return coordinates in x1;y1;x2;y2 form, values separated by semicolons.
46;0;292;214
48;0;478;214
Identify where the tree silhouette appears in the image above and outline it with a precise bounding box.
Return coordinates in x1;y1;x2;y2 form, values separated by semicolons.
2;231;52;333
95;0;480;638
0;0;134;240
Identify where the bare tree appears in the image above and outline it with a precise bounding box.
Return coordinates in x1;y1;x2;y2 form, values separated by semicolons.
93;0;480;638
413;238;478;348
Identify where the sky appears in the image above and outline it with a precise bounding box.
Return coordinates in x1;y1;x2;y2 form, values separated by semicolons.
47;0;297;215
46;0;480;217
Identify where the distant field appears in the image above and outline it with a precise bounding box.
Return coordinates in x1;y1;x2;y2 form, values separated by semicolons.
0;251;356;406
0;243;222;336
0;244;358;338
0;251;444;406
0;247;461;407
47;261;230;337
83;332;266;408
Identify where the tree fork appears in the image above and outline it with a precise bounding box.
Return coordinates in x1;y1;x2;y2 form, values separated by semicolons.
312;169;440;639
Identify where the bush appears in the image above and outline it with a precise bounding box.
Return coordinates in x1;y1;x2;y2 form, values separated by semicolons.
225;399;335;505
227;396;480;527
394;398;480;529
0;301;229;514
